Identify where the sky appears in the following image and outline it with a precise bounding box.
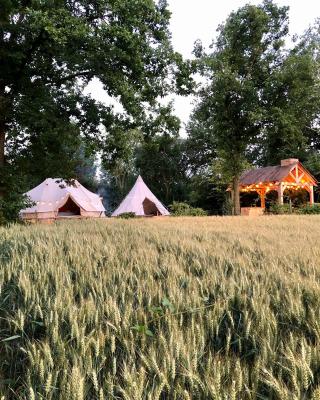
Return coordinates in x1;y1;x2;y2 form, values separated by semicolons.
85;0;320;136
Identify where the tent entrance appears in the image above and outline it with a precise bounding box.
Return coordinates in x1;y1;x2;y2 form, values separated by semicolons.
143;198;160;216
58;197;81;217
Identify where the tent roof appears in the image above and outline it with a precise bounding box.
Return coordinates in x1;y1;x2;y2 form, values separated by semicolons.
21;178;105;214
112;176;170;216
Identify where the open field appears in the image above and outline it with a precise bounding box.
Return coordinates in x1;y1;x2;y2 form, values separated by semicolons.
1;216;320;399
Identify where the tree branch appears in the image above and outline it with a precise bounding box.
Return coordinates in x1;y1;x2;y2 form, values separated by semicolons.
48;70;93;85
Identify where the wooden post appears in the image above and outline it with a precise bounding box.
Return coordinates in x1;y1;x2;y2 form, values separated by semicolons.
277;183;283;205
260;189;266;209
309;185;314;205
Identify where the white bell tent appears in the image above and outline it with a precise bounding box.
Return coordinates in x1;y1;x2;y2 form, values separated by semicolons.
112;176;170;217
21;178;105;221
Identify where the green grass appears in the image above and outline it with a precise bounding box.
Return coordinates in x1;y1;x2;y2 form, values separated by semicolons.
1;216;320;399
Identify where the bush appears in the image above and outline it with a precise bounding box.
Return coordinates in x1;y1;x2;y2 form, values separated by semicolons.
169;201;207;216
117;212;136;219
0;167;34;225
0;194;34;225
222;197;233;215
0;191;34;225
297;204;320;214
268;203;293;215
268;203;320;215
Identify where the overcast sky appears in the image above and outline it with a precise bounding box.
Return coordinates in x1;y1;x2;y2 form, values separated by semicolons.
85;0;320;136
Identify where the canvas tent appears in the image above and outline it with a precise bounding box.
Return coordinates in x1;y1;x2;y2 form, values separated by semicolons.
112;176;170;217
21;178;105;221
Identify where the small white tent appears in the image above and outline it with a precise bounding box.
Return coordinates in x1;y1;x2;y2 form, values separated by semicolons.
112;176;170;217
21;178;105;221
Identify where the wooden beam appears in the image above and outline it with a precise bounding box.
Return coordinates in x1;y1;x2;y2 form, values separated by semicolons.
277;183;284;205
297;171;305;183
260;189;266;209
289;171;296;182
309;185;314;205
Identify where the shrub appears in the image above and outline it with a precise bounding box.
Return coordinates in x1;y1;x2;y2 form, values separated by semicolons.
297;203;320;214
0;167;34;225
169;201;207;216
0;194;34;225
268;203;320;215
222;197;233;215
117;212;136;219
268;203;293;215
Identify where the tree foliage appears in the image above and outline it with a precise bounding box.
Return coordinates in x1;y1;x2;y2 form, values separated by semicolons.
1;0;191;139
169;201;207;216
0;166;34;223
1;0;320;220
259;30;320;165
189;1;320;214
0;0;193;220
135;134;187;204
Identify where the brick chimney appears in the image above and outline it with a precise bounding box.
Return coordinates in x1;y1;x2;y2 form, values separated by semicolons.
281;158;299;166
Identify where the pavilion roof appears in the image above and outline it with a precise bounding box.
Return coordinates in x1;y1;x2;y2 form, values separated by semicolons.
239;161;317;186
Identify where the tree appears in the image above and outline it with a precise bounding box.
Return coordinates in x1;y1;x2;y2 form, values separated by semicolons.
0;165;34;224
305;151;320;202
102;127;142;199
135;134;187;204
193;1;290;214
74;146;99;192
185;104;224;215
192;1;320;215
258;27;320;166
0;0;193;207
185;104;217;176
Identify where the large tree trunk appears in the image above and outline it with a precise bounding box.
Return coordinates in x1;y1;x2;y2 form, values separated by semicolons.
0;127;5;198
0;122;5;168
0;114;6;197
232;175;241;215
0;85;6;168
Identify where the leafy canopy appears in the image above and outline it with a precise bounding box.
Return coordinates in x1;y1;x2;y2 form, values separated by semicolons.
0;0;193;168
0;0;194;220
189;0;320;214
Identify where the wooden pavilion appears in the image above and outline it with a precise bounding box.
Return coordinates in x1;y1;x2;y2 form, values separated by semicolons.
237;159;317;215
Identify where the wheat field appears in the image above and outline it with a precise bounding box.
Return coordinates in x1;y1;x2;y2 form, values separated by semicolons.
1;216;320;399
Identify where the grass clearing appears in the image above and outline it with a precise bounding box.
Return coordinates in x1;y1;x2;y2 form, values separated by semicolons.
1;216;320;399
